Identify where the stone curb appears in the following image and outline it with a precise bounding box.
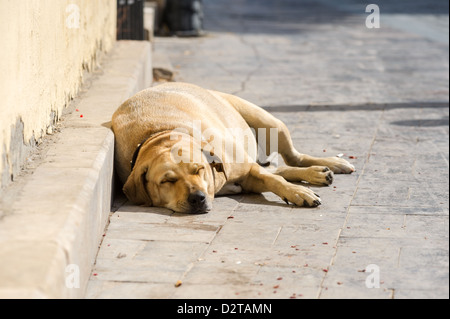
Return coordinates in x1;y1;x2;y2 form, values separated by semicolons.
0;40;152;299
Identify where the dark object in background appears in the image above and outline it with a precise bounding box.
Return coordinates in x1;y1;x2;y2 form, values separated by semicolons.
117;0;145;40
163;0;204;36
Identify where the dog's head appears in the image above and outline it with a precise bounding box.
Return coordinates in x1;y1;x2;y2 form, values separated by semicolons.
123;132;226;214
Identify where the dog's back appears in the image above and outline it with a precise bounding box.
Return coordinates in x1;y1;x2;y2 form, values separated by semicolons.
112;82;249;183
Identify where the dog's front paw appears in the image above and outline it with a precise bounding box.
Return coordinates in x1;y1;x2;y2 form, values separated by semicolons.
306;166;334;186
283;185;322;208
322;157;355;174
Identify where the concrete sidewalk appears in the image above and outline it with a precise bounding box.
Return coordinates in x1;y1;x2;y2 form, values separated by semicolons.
86;0;449;299
0;40;152;298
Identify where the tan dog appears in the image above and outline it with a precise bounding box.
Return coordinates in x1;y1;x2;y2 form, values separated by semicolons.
112;82;354;214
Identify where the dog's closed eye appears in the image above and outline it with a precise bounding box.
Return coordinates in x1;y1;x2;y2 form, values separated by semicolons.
161;178;178;184
160;172;178;184
161;179;177;184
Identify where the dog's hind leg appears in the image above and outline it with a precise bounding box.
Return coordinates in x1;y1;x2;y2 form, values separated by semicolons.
273;166;334;186
283;153;355;174
211;91;355;174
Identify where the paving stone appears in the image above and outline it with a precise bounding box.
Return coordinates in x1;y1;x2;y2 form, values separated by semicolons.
394;288;449;299
332;238;402;270
320;265;394;299
91;240;208;283
86;281;175;299
182;260;260;286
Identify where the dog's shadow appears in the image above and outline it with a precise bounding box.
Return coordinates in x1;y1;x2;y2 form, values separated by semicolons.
116;187;326;218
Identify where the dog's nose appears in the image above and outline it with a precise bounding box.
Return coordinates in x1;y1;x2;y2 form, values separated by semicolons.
188;190;207;206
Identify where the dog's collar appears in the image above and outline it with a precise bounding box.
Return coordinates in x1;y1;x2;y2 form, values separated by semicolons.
130;130;173;171
130;139;147;171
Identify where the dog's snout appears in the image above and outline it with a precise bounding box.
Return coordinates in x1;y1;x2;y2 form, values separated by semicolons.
188;190;206;206
187;190;211;214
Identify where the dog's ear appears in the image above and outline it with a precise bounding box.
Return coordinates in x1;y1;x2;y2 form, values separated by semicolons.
123;166;153;206
201;147;228;180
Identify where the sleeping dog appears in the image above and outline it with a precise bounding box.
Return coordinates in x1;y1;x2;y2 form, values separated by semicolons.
112;82;354;214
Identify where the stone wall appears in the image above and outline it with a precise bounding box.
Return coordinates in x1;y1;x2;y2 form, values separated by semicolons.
0;0;117;190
